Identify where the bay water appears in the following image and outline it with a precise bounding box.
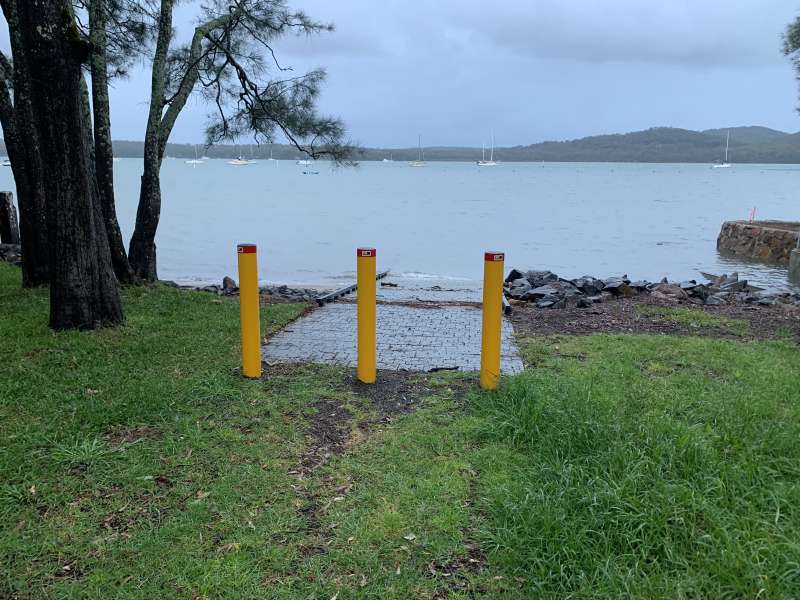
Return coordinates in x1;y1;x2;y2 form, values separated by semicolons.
1;159;797;290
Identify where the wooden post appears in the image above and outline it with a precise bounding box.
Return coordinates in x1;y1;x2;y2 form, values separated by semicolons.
0;192;20;245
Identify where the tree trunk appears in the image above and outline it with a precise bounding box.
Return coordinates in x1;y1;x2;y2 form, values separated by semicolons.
128;0;174;282
0;191;20;244
89;0;135;284
0;5;50;287
128;161;161;281
15;0;123;329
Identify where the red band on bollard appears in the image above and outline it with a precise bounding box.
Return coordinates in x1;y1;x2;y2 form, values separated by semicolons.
357;248;376;258
484;251;504;262
237;244;257;254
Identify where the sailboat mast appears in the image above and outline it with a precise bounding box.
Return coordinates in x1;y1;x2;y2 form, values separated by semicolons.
725;130;729;162
490;133;494;162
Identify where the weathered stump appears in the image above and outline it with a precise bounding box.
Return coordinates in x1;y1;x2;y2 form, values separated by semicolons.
0;191;20;245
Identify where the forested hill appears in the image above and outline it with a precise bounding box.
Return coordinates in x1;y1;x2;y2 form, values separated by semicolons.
495;126;800;164
2;126;798;163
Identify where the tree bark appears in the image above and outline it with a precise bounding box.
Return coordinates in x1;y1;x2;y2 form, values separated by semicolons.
0;191;20;244
128;0;174;282
89;0;135;284
0;5;50;287
15;0;123;329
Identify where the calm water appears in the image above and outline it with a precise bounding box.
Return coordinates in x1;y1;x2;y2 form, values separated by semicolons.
1;159;798;289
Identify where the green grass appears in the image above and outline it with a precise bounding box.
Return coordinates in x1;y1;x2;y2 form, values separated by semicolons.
470;336;800;597
637;304;749;335
2;262;800;598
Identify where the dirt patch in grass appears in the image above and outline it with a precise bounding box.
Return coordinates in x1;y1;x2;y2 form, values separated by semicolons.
298;398;354;477
349;369;436;416
426;541;487;598
288;369;476;564
104;425;162;447
510;297;800;341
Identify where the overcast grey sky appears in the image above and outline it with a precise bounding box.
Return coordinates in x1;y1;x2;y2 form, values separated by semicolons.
10;1;800;147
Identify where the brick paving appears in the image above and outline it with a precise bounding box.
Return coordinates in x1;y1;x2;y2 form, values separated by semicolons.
263;301;524;373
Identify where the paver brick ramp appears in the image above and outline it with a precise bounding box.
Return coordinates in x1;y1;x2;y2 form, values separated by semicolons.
263;302;523;373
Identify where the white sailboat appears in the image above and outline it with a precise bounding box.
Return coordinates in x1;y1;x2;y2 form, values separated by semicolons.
382;152;394;162
712;130;732;169
296;158;313;166
227;145;250;165
267;146;277;161
409;136;425;167
185;145;204;165
477;134;497;166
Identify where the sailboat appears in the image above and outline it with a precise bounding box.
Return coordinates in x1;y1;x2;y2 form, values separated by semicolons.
185;145;204;165
267;145;277;161
296;158;313;166
712;130;732;169
382;152;394;162
227;144;250;165
477;134;497;166
409;136;425;167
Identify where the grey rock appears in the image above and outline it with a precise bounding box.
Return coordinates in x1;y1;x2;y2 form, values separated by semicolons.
576;297;593;308
536;295;566;309
629;280;649;290
524;270;559;288
721;280;748;292
652;283;689;300
222;276;238;294
508;279;532;299
572;276;605;296
602;278;631;296
524;284;559;299
693;286;711;301
0;243;21;265
679;280;697;290
718;272;739;287
505;268;525;283
704;294;728;306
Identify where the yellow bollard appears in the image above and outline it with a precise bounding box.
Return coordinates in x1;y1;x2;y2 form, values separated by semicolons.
480;251;505;390
357;247;377;383
237;243;262;378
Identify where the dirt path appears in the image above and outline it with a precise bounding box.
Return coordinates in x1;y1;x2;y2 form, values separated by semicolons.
509;297;800;341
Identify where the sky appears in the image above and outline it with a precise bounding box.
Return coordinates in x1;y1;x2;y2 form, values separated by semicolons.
5;0;800;147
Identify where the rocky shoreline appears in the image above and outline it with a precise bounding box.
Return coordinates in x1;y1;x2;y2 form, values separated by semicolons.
0;249;326;303
176;275;326;303
505;268;800;309
3;244;798;309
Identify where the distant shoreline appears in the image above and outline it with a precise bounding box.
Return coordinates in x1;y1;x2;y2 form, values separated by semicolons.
104;156;800;166
3;125;798;164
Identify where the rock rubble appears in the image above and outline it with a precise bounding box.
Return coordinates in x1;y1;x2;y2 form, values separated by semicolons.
505;269;800;308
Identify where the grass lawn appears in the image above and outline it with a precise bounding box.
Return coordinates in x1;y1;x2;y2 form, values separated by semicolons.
2;262;800;598
636;304;750;336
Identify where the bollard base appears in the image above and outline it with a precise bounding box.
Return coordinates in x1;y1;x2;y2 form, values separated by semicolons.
789;248;800;284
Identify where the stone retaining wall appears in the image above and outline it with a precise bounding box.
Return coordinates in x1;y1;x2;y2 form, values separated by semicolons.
717;220;800;264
